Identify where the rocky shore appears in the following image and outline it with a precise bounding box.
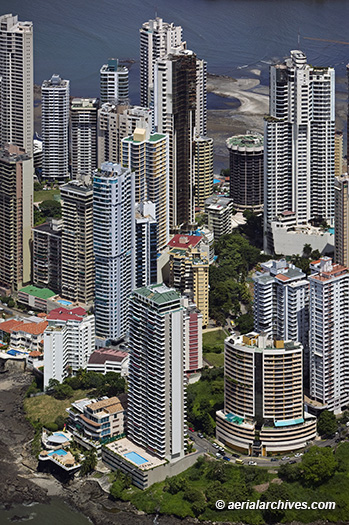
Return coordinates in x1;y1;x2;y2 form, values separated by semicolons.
0;369;346;525
0;370;200;524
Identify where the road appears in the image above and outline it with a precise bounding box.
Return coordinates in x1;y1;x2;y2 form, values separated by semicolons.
188;428;347;467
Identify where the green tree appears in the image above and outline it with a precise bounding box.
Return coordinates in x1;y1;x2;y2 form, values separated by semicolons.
260;483;290;523
40;199;61;218
52;383;73;400
46;378;60;395
303;243;312;258
317;410;337;437
235;313;254;334
80;449;97;476
64;375;82;390
55;415;66;430
8;298;15;308
300;446;337;485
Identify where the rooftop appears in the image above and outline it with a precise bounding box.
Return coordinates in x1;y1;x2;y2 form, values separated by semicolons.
88;348;128;365
134;283;180;306
226;132;263;150
167;234;202;250
105;437;166;471
0;319;48;336
19;285;56;300
86;396;125;414
47;306;87;322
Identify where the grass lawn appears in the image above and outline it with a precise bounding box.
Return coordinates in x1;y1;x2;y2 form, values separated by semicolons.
24;388;91;426
34;189;60;202
203;352;224;367
203;328;228;348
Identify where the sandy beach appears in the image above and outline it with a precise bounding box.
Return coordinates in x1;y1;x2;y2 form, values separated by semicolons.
207;71;347;171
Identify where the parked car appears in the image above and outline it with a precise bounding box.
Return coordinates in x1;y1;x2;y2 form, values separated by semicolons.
216;452;223;459
282;456;290;461
248;460;257;466
294;453;303;458
289;460;297;464
212;443;219;449
198;433;204;439
223;456;231;461
232;453;240;458
188;427;194;432
270;458;278;462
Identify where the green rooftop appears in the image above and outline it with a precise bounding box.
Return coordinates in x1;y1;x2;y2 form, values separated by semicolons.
134;283;180;305
226;133;263;149
19;285;56;300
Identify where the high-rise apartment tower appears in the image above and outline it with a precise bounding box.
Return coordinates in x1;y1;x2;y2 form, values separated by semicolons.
42;74;70;182
264;50;335;253
0;14;33;156
93;163;135;341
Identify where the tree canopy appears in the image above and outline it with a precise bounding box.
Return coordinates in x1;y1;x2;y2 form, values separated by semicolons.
317;410;337;437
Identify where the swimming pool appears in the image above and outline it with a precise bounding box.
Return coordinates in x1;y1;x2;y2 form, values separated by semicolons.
213;178;221;184
57;299;73;306
48;449;67;457
124;451;149;465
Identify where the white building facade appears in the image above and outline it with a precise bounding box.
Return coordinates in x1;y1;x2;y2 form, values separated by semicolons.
93;163;135;341
43;307;95;389
100;59;128;104
42;74;70;181
264;50;335;253
140;17;183;108
309;257;349;413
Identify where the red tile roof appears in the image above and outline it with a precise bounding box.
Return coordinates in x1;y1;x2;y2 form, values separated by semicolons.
14;321;48;335
0;319;48;335
275;273;290;281
88;348;128;365
0;320;23;333
167;234;202;249
47;307;86;322
29;350;43;357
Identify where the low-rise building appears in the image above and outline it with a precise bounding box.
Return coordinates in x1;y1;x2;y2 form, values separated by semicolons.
87;348;129;376
66;396;127;453
0;318;48;353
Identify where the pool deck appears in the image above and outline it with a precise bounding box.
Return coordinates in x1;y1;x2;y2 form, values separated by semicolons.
105;437;165;470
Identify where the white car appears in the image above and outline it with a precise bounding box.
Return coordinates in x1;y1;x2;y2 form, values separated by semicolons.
294;452;303;458
282;456;290;461
212;443;219;449
216;452;223;459
248;460;257;466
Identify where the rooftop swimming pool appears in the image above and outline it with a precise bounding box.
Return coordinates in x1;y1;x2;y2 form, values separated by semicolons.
124;451;149;466
48;449;67;457
57;299;73;306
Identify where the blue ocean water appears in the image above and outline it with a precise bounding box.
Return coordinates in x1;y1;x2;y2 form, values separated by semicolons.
1;0;349;103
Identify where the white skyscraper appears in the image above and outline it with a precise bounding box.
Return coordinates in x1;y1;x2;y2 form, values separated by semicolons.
93;163;135;341
309;257;349;413
140;17;183;108
100;59;129;105
128;283;186;461
264;50;335;253
0;14;33;156
42;74;70;181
